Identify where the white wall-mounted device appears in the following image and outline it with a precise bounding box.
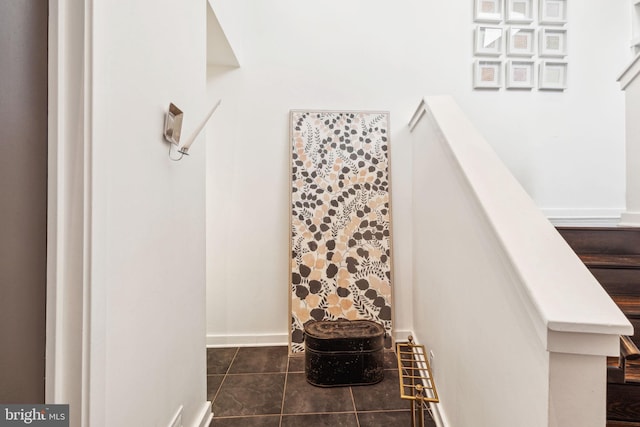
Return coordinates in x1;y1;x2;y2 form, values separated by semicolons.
163;99;221;159
164;103;184;145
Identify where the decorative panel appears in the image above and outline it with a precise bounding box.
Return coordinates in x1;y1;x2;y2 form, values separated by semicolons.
289;111;393;353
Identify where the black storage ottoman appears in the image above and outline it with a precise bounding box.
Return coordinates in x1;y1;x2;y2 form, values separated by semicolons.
304;319;385;387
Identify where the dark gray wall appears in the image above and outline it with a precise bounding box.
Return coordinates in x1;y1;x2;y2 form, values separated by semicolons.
0;1;48;403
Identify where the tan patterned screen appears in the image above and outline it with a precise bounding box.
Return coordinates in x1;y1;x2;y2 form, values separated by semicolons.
289;111;393;353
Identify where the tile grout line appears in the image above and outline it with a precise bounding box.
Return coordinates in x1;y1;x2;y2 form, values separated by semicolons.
210;347;240;414
278;354;290;427
349;386;361;427
225;347;240;376
222;372;287;377
208;374;224;409
276;410;363;416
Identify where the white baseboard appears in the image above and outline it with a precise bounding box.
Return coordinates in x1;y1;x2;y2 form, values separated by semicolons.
402;332;449;427
431;401;449;427
619;212;640;227
191;402;212;427
393;329;415;342
208;329;416;348
168;405;183;427
206;333;288;348
542;208;622;227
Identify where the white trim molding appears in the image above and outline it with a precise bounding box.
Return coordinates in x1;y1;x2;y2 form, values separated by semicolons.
620;211;640;227
193;402;213;427
207;329;415;349
542;208;623;227
206;333;289;348
618;51;640;90
400;333;448;427
167;406;183;427
392;329;415;342
47;2;93;427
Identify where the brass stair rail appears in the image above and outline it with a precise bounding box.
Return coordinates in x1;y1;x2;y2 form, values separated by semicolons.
621;335;640;361
396;336;439;427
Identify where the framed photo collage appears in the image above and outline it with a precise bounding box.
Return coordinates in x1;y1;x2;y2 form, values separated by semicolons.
473;0;568;90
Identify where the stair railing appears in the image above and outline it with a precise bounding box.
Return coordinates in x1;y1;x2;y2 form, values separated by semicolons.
408;96;633;427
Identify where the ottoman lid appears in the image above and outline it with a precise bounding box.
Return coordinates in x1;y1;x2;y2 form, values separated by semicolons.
304;320;385;352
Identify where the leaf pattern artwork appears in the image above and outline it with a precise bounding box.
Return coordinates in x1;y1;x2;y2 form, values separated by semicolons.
289;111;392;353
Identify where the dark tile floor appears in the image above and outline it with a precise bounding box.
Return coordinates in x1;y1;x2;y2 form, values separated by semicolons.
207;346;436;427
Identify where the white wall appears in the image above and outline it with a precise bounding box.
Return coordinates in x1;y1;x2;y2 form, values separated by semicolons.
89;1;209;426
206;1;630;344
625;77;640;216
619;54;640;225
464;3;629;221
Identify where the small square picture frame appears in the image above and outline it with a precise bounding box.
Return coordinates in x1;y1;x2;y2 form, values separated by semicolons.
506;60;535;89
506;0;534;23
474;0;504;23
540;28;567;57
540;0;567;25
474;60;502;89
475;26;504;56
507;27;535;56
539;61;567;90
